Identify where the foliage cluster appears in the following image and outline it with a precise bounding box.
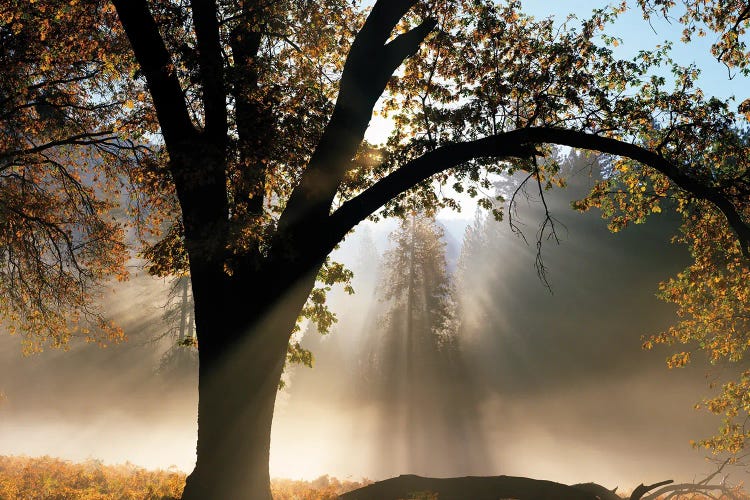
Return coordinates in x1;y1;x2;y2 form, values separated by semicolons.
0;0;167;351
619;1;750;456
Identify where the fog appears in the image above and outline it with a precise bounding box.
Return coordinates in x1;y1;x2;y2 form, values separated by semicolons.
0;156;742;490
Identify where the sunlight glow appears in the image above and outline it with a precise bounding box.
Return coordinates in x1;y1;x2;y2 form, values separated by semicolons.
364;114;393;145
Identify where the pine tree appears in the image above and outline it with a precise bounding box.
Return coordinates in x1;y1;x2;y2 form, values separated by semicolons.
367;212;488;476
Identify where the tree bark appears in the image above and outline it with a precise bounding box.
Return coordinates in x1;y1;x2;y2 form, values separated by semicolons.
180;265;318;500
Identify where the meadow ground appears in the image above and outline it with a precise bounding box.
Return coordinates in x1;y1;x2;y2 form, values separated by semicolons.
0;455;367;499
0;455;744;499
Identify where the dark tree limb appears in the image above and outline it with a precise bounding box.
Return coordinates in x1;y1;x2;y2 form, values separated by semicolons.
356;0;421;49
112;0;198;153
629;479;673;499
326;127;750;259
114;0;229;270
228;1;269;222
277;0;435;240
516;128;750;259
325;135;537;250
189;0;227;141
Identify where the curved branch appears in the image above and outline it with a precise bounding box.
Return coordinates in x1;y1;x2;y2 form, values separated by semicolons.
630;479;673;499
323;135;537;250
326;127;750;258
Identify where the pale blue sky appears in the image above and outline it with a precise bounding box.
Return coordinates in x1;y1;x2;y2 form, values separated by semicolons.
360;0;748;102
360;1;749;220
365;1;748;146
521;1;748;101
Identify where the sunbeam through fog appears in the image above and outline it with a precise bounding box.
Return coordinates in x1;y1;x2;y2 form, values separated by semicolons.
0;152;739;489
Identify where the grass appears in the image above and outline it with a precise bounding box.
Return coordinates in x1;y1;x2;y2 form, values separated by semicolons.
0;455;368;499
0;455;184;499
2;455;742;499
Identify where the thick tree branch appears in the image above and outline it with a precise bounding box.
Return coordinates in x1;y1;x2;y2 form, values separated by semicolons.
630;480;673;500
112;0;198;153
226;5;271;271
190;0;227;140
383;18;438;73
357;0;421;49
325;135;536;250
518;128;750;258
114;0;229;275
277;0;435;242
327;127;750;258
229;13;266;217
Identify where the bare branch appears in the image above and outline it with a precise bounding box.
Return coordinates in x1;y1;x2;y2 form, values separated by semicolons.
630;479;673;499
0;131;115;163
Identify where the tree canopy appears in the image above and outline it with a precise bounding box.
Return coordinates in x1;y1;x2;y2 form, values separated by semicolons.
2;0;750;498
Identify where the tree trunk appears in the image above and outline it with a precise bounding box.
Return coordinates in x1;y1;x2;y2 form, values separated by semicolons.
180;266;317;500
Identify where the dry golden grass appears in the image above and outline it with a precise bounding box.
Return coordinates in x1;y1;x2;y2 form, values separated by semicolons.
271;476;370;499
3;455;741;499
0;455;184;499
0;455;369;499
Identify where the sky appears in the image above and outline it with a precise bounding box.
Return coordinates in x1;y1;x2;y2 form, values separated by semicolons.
366;0;750;147
1;0;749;493
522;1;748;101
364;0;750;221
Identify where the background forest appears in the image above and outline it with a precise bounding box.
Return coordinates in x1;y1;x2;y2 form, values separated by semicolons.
1;151;738;491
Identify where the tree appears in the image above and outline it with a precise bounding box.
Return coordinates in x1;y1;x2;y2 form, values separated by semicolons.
365;212;487;475
623;0;750;458
0;0;135;351
6;1;750;498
